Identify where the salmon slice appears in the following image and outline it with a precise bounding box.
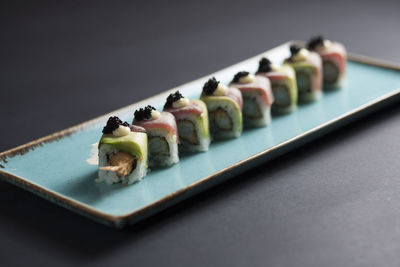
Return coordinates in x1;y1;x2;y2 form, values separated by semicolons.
230;76;274;106
133;111;178;137
164;101;204;117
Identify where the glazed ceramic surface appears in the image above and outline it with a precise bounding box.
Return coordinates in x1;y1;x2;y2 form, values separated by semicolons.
1;42;400;228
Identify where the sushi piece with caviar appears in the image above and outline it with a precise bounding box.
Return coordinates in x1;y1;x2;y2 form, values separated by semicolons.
229;71;274;127
256;57;298;114
132;105;179;167
284;44;322;103
307;35;347;89
97;116;148;185
163;91;210;152
200;77;243;139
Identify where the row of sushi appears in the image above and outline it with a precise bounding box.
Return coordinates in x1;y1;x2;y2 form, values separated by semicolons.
97;36;347;185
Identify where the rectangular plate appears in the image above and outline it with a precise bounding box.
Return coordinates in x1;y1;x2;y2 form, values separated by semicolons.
1;42;400;228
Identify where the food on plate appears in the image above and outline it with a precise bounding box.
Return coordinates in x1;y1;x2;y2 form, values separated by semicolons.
284;44;322;103
163;91;210;152
132;106;179;167
256;57;298;114
200;77;243;139
307;35;347;89
229;71;274;127
97;116;148;185
94;39;345;185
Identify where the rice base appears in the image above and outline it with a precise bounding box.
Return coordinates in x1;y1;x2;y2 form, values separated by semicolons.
298;89;322;103
97;144;147;185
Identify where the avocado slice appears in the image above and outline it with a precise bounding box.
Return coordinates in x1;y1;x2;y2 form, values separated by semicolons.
99;132;148;163
200;95;242;134
284;61;317;94
281;65;298;102
190;99;210;139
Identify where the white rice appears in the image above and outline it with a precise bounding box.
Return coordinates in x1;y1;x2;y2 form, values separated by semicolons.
96;144;147;185
324;75;346;90
299;90;322;103
272;104;296;115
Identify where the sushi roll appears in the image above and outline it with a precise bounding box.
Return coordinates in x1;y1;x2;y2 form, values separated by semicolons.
284;44;322;103
256;57;298;114
200;77;243;139
97;116;148;185
163;91;210;152
132;105;179;168
229;71;274;127
307;35;347;89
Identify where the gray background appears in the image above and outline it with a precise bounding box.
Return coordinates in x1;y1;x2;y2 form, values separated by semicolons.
1;0;400;266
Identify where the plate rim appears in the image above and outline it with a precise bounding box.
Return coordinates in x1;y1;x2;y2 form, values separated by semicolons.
1;41;400;227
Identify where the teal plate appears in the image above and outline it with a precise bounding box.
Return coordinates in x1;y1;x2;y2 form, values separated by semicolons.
1;42;400;228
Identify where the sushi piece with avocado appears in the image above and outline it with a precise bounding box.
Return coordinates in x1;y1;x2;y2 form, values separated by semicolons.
307;35;347;89
284;44;322;103
132;105;179;168
200;77;243;139
229;71;274;127
256;57;298;114
163;91;210;152
97;116;148;185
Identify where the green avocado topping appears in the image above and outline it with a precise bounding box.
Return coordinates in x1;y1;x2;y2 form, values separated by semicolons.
200;95;242;133
190;99;210;138
99;132;148;161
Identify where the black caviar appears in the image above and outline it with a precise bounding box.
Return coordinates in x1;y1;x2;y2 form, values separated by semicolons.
203;77;220;95
102;116;130;134
257;57;272;73
307;35;324;50
289;44;302;56
164;91;184;109
232;71;250;83
134;105;156;121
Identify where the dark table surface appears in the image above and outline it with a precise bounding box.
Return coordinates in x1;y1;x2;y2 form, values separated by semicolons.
1;1;400;266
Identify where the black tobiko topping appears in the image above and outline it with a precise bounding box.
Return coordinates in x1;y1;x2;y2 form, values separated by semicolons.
307;35;325;50
257;57;272;73
232;71;249;83
289;44;302;56
203;77;220;95
102;116;130;134
164;91;184;109
134;105;156;121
